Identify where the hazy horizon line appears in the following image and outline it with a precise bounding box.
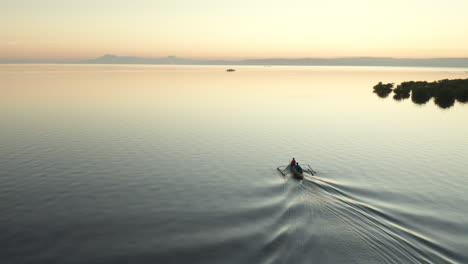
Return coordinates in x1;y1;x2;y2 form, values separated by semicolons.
3;54;468;62
2;55;468;68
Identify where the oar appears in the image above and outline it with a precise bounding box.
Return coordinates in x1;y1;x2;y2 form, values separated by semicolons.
277;167;286;176
277;164;291;176
307;165;316;175
307;164;317;173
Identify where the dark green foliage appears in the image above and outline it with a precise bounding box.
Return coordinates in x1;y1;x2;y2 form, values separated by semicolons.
450;79;468;103
411;86;432;104
434;88;455;108
393;82;412;100
454;87;468;103
373;82;393;98
393;93;408;100
373;78;468;109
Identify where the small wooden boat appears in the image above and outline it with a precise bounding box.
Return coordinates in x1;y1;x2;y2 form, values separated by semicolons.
290;165;304;179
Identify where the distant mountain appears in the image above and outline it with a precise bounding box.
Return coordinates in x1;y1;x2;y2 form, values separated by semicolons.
2;55;468;68
81;54;198;65
79;55;468;68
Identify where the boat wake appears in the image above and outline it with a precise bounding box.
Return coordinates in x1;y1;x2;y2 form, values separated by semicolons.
294;175;465;264
277;164;316;178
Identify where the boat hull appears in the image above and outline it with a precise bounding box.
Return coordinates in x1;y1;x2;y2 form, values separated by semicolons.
290;165;304;179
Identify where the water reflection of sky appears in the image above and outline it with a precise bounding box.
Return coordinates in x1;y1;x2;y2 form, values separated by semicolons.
1;64;468;263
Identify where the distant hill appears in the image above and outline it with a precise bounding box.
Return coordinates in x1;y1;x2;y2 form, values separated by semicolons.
77;55;468;68
81;54;199;65
2;55;468;68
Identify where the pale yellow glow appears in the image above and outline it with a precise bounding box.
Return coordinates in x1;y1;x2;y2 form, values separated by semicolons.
2;0;468;60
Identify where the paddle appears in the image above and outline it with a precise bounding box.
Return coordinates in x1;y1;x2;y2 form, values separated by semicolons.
307;165;316;175
277;167;286;176
277;164;290;177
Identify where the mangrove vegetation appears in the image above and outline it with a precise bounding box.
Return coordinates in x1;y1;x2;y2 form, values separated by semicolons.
373;78;468;108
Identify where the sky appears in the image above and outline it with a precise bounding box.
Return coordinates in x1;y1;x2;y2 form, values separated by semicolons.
2;0;468;60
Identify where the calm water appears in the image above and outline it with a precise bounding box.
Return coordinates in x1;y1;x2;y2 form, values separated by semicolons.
1;65;468;264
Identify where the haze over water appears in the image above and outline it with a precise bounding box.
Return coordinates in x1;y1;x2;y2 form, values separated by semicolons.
1;65;468;263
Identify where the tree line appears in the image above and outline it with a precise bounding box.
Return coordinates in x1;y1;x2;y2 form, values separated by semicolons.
373;78;468;108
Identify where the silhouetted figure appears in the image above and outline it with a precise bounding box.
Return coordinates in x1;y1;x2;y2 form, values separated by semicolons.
295;162;303;174
290;158;296;167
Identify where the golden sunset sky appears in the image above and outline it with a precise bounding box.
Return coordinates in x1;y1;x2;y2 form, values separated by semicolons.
2;0;468;60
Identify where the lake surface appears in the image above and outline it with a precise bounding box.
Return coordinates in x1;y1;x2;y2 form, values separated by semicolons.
1;65;468;264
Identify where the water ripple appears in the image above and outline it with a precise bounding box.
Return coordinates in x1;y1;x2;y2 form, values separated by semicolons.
300;175;466;264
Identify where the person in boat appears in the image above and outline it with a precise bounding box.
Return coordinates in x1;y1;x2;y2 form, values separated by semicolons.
290;158;296;167
295;162;303;174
